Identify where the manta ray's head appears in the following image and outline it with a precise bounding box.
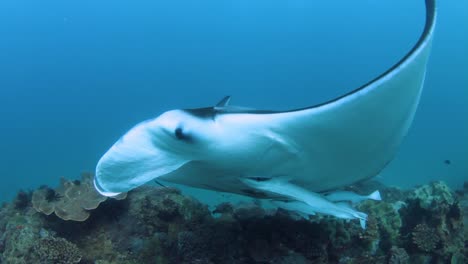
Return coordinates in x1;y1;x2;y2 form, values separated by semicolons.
94;109;215;196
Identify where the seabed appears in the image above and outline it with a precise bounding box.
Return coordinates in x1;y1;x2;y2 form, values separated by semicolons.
0;173;466;264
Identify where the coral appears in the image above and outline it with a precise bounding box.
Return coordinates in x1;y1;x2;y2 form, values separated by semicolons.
356;216;380;253
457;182;468;241
13;190;32;210
32;173;125;221
357;200;402;250
1;220;40;263
212;202;234;215
271;252;310;264
76;232;137;264
322;218;353;251
408;181;454;212
33;237;82;264
175;230;215;263
0;203;45;264
127;186;209;235
339;254;386;264
411;223;439;252
233;202;266;220
1;178;466;263
388;246;409;264
381;187;409;203
401;181;465;261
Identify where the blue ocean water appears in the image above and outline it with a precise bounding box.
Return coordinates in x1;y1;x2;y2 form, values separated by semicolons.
0;0;466;202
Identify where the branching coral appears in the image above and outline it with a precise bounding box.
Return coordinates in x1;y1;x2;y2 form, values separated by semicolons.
411;223;439;252
32;173;126;221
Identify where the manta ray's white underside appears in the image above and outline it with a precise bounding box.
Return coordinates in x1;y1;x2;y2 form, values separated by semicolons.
93;0;436;224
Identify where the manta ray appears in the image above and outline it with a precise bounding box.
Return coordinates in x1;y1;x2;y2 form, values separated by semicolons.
94;0;436;226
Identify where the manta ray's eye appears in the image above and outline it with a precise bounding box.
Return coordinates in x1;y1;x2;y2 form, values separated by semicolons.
174;127;190;141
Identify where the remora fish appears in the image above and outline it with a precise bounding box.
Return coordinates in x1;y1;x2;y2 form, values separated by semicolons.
93;0;436;224
325;190;382;205
243;178;368;229
272;200;316;218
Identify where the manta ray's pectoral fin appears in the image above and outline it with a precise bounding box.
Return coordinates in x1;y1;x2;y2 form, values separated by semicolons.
215;96;231;107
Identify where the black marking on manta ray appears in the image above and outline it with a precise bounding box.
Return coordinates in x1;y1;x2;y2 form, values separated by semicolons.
174;127;193;142
154;180;167;188
273;199;296;203
299;0;438;113
286;0;436;113
241;189;269;198
184;0;435;116
201;184;228;193
183;107;216;120
246;176;272;182
182;107;278;120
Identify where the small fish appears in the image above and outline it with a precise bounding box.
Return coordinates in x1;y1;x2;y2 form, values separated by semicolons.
444;159;451;165
271;200;316;219
243;177;368;229
324;190;381;205
333;202;368;229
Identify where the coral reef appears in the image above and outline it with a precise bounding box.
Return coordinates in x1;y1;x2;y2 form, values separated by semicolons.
13;190;32;211
357;199;402;251
31;173;125;221
0;179;466;263
400;181;465;262
388;246;409;264
408;181;454;211
33;237;82;263
458;181;468;240
411;223;439;252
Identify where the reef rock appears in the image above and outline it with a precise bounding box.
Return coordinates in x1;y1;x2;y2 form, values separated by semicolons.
408;181;455;211
33;237;82;264
400;181;465;263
